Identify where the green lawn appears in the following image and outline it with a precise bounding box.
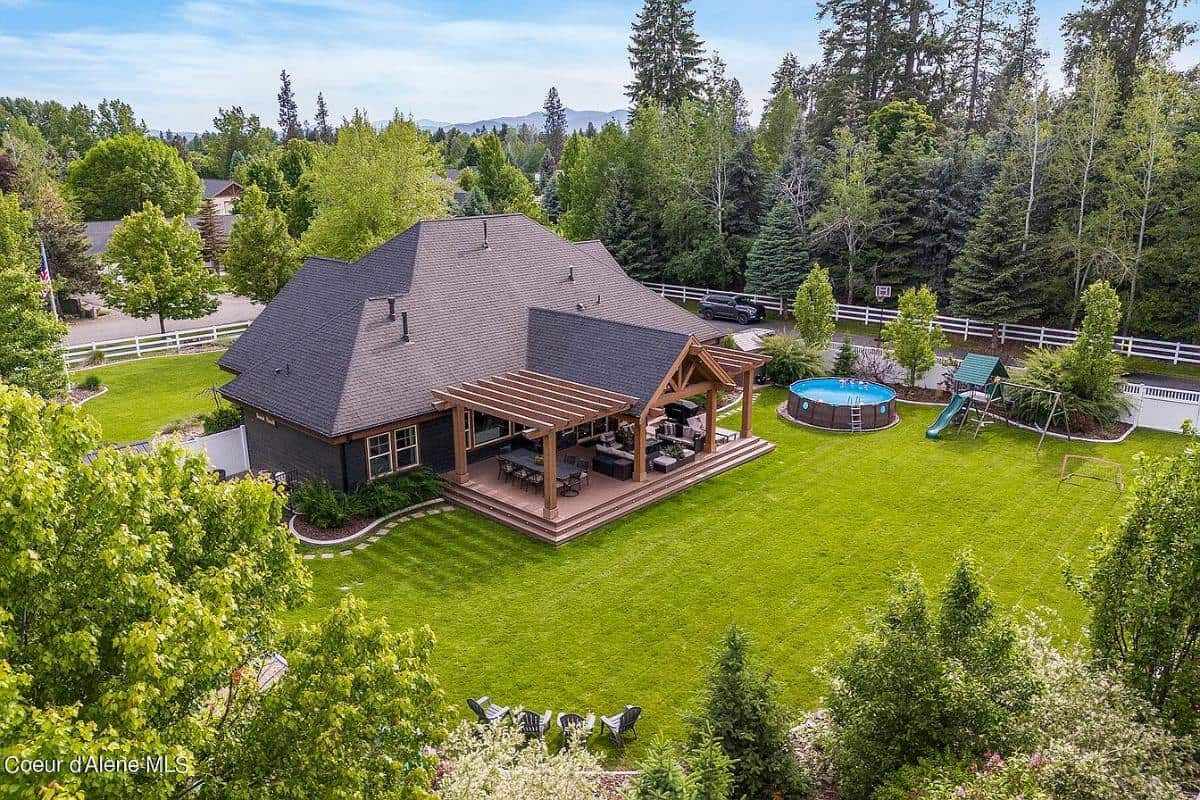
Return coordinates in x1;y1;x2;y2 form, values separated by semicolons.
74;352;230;444
294;389;1179;760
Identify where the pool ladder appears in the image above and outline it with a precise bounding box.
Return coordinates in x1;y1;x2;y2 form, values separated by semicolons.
849;396;863;432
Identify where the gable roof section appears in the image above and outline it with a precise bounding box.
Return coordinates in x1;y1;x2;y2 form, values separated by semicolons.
219;214;722;437
527;309;692;415
85;215;234;257
954;353;1008;387
203;178;243;198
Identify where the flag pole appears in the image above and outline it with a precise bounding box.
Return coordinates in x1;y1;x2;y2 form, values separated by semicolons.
38;235;72;391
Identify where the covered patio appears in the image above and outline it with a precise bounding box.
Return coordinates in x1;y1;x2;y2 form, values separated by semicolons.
432;343;772;542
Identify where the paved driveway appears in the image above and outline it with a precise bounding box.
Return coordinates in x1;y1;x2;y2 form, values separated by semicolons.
66;294;263;345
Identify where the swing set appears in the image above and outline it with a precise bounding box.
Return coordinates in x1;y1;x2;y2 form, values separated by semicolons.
945;354;1071;454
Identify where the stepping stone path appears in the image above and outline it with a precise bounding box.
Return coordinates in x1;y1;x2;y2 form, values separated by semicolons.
300;504;456;560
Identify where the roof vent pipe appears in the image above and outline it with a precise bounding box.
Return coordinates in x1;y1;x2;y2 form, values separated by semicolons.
596;292;602;306
387;298;395;321
401;311;410;342
482;219;490;250
568;264;575;282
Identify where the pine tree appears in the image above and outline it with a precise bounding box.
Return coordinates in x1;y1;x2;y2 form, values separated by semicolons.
771;52;803;98
871;118;933;288
949;0;1015;129
833;339;860;375
315;92;333;144
596;170;656;280
31;184;98;302
625;0;706;109
725;137;763;240
277;69;300;140
459;187;493;217
689;626;808;800
195;197;226;272
542;87;567;164
918;131;993;294
1061;0;1197;100
540;174;561;222
949;153;1042;330
745;195;811;298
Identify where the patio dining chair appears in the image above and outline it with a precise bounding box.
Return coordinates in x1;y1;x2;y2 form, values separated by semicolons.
557;712;595;745
526;472;545;493
498;459;516;482
600;705;641;747
517;709;552;739
512;467;530;490
467;696;511;725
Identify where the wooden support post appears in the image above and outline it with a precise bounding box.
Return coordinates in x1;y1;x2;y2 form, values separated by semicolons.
633;416;647;481
450;405;469;484
542;431;558;520
705;388;717;453
740;370;753;438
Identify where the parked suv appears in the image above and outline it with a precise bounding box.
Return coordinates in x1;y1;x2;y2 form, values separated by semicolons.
697;294;767;324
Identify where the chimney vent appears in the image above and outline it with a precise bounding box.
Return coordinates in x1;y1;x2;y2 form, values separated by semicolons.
401;311;410;342
387;298;396;321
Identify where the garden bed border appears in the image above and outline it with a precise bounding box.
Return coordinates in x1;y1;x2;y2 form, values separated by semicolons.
290;497;445;546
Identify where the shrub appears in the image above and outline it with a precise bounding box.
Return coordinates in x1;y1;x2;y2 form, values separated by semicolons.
201;403;242;434
77;373;102;391
689;626;809;800
760;332;825;384
832;340;858;376
86;347;106;366
437;721;600;800
854;347;899;384
1081;442;1200;735
349;468;442;518
876;753;1049;800
291;479;352;529
823;556;1039;799
1009;347;1130;430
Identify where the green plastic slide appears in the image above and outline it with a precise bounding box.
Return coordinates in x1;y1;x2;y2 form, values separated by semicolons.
926;393;966;439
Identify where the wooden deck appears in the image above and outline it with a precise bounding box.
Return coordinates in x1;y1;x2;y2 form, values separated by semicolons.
441;436;775;544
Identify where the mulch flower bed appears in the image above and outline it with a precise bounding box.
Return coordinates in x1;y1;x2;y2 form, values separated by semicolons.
68;386;105;404
887;384;951;403
292;514;375;542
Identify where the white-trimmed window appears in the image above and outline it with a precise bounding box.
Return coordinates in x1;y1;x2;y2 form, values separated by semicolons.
471;411;511;448
394;425;418;469
366;433;392;478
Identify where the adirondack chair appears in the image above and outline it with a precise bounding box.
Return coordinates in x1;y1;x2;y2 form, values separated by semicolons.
556;712;596;746
467;696;510;725
599;705;641;746
516;708;552;739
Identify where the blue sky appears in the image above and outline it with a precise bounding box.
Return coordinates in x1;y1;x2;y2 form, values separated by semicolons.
2;0;1196;132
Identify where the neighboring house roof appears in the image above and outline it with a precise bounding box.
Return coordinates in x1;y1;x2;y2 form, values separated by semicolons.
219;214;721;437
203;178;243;199
84;215;235;257
445;168;462;182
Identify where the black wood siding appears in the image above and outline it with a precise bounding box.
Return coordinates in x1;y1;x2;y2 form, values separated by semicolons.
243;412;346;488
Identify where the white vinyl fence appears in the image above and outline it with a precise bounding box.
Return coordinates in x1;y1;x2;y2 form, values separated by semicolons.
178;425;250;476
642;281;1200;367
63;321;252;367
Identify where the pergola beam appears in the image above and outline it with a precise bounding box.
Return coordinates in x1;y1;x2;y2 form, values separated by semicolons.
512;369;637;406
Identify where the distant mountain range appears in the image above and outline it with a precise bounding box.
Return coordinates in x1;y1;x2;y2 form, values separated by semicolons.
412;108;628;133
148;107;628;141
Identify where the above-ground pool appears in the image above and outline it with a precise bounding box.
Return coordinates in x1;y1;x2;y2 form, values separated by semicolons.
786;377;898;431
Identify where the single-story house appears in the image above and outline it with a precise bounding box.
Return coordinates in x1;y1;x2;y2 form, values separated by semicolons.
218;214;771;542
85;215;235;272
202;179;243;215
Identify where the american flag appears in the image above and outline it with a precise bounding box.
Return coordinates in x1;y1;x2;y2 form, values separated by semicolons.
37;236;58;316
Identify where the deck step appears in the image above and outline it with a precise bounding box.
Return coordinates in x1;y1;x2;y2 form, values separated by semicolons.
442;437;776;543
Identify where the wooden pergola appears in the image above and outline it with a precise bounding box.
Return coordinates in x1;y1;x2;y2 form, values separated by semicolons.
700;344;772;441
432;370;636;520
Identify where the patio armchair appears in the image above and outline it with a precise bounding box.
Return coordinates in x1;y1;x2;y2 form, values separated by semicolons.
467;696;511;725
685;415;737;446
516;708;552;739
600;705;641;746
557;712;595;745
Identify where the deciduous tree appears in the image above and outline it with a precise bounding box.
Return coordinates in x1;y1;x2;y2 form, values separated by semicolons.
792;265;837;350
882;285;947;385
102;202;219;334
66;133;202;220
223;185;298;304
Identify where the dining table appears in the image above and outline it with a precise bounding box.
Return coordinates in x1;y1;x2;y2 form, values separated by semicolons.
499;449;583;493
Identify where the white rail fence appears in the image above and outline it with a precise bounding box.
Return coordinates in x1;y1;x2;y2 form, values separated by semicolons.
62;321;252;367
642;281;1200;367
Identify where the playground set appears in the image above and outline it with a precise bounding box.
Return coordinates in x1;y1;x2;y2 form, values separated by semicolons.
925;354;1070;454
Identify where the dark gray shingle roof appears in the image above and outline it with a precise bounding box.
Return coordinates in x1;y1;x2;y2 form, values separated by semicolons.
527;309;689;415
218;214;720;437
